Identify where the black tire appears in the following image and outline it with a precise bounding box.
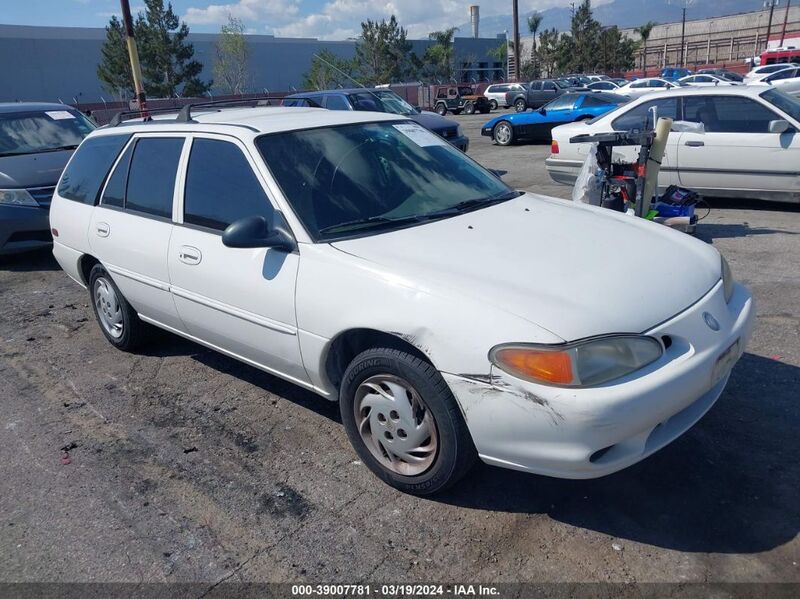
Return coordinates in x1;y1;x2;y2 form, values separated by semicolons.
340;348;477;496
514;98;527;113
493;121;515;146
435;103;447;116
88;264;151;351
489;99;498;110
464;102;476;115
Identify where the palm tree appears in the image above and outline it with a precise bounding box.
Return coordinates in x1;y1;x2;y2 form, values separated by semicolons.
426;27;459;80
527;12;543;77
637;21;657;77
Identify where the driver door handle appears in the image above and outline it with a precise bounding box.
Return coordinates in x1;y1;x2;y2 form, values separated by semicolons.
178;245;202;265
685;140;705;147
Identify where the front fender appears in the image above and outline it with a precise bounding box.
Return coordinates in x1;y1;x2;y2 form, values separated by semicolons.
294;243;562;394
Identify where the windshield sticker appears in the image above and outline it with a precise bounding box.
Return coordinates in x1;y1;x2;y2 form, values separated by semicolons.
393;123;448;147
45;111;76;120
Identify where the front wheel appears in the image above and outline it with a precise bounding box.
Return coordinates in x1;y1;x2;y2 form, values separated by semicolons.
489;99;498;110
493;121;514;146
339;348;476;495
514;99;527;112
435;103;447;116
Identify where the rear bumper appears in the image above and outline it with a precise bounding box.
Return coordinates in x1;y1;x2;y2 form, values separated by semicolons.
0;205;52;255
445;280;755;479
545;157;583;185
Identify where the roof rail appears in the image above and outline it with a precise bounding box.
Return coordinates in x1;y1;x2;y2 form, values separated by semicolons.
108;97;278;127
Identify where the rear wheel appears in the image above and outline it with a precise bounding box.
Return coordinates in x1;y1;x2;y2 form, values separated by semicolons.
89;264;150;351
489;99;498;110
435;103;447;116
493;121;514;146
464;102;476;115
514;99;527;112
340;348;476;495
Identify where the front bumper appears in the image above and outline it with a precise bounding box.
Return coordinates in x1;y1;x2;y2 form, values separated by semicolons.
444;279;755;479
0;205;52;255
448;135;469;152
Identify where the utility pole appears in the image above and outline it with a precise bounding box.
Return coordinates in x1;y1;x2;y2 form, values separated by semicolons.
764;0;779;51
512;0;521;81
679;7;686;67
781;0;791;46
119;0;148;117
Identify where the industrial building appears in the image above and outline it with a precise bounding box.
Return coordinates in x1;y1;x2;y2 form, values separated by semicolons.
0;23;503;103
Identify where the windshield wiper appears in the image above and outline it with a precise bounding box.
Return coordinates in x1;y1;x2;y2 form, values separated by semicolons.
424;190;523;219
318;214;422;235
0;145;79;158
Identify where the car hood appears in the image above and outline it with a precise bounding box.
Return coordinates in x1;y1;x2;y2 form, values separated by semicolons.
0;150;73;188
330;193;721;341
409;111;458;133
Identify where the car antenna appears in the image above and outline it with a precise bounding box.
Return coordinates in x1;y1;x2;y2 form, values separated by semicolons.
312;53;368;89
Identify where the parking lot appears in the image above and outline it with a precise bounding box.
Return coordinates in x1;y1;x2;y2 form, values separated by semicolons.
1;108;799;587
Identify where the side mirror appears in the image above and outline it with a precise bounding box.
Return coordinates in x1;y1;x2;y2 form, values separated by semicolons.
222;214;297;251
769;119;791;134
538;107;547;115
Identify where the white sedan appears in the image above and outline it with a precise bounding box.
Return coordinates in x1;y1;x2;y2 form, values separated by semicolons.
679;74;741;87
614;77;684;98
547;85;800;203
50;105;754;495
761;66;800;96
744;63;799;84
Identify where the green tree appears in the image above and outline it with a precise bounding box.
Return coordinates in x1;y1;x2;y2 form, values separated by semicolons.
636;21;657;77
424;27;459;81
527;12;543;78
355;16;416;85
213;16;250;95
137;0;210;97
568;0;601;73
536;28;561;77
303;49;358;90
598;26;636;73
97;16;134;99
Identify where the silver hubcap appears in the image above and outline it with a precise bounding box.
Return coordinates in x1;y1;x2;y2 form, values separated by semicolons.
354;374;438;476
94;277;123;338
495;123;512;144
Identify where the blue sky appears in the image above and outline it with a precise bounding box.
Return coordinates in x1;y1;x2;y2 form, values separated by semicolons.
3;1;578;40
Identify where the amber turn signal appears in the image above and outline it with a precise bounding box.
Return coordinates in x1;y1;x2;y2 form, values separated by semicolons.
492;347;574;385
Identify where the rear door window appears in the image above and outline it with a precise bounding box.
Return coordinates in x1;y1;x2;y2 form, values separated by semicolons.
612;98;679;131
184;138;274;231
57;134;131;204
325;95;350;110
125;138;183;219
100;143;133;208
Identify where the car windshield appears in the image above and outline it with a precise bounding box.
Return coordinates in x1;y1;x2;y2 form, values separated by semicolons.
256;121;517;241
0;109;95;157
349;91;417;115
761;88;800;122
555;80;571;88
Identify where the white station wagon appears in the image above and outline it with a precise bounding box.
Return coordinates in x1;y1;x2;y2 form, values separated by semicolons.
50;104;754;495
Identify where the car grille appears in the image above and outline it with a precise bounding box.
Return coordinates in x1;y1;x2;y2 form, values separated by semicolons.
439;128;458;139
27;186;56;208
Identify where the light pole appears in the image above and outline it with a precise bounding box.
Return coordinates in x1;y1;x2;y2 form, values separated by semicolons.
512;0;520;81
764;0;779;52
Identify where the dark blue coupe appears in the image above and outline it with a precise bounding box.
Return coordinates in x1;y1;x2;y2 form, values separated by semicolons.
482;92;629;146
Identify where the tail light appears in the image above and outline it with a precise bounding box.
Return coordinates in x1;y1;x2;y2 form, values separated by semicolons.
551;140;559;154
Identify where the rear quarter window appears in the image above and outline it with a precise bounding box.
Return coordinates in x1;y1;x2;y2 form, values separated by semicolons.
57;134;131;204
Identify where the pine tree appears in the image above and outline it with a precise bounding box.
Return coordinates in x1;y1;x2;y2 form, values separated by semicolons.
97;16;135;99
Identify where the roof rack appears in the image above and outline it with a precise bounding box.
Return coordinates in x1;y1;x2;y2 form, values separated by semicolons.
108;97;278;127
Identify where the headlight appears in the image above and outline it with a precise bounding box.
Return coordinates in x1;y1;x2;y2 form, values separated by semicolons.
456;125;463;138
0;189;38;207
721;255;734;304
489;335;663;387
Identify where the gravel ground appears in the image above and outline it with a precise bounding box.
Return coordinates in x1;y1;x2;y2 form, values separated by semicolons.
0;109;798;587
